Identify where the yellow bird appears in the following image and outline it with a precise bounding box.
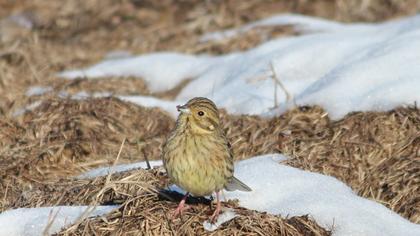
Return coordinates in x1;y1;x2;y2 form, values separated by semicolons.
162;97;252;222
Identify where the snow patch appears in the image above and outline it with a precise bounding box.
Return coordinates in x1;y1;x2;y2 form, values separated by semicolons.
26;86;53;96
0;205;118;236
72;154;420;236
12;101;42;117
59;52;216;93
224;154;420;236
118;95;181;118
203;209;237;231
58;14;420;119
200;13;373;42
77;160;163;179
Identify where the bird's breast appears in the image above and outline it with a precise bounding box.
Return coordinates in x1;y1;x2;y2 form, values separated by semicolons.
163;132;232;196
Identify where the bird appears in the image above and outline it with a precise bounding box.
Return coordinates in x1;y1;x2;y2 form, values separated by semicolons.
161;97;252;222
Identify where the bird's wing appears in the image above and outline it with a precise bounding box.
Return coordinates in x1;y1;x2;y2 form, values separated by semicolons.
219;128;251;192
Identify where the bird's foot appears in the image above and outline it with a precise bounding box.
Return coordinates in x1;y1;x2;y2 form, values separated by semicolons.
171;202;191;219
210;206;221;223
171;192;190;220
209;191;222;223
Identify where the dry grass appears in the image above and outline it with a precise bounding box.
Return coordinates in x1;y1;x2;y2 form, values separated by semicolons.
0;97;173;184
58;204;329;235
0;0;419;235
5;167;331;235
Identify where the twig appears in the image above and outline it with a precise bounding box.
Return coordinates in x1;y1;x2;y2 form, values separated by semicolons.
42;207;61;236
274;75;278;108
61;138;127;233
105;137;126;184
270;61;294;108
137;140;151;169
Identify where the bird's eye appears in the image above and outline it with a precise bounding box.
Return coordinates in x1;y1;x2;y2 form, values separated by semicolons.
198;111;205;116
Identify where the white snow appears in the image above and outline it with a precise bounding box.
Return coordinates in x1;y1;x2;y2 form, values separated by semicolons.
12;101;42;117
224;154;420;236
199;13;373;42
203;209;237;231
58;14;420;119
68;155;420;236
0;205;118;236
59;53;216;93
71;91;112;100
77;160;163;179
26;86;53;96
118;95;181;118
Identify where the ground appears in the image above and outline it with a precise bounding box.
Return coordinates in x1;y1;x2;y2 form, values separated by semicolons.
0;0;419;235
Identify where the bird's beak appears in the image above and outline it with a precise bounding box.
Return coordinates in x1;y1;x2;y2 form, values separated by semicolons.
176;104;190;113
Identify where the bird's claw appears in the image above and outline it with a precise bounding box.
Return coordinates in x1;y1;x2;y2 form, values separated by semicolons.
171;201;191;220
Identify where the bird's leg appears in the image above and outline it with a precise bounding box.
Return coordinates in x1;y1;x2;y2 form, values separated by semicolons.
172;192;190;219
210;191;222;223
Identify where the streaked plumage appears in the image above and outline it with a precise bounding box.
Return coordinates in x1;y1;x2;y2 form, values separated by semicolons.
161;97;251;221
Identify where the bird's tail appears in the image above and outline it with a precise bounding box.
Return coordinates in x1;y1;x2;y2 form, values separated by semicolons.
225;176;252;192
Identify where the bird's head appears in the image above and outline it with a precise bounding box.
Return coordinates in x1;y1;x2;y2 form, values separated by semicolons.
176;97;220;134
